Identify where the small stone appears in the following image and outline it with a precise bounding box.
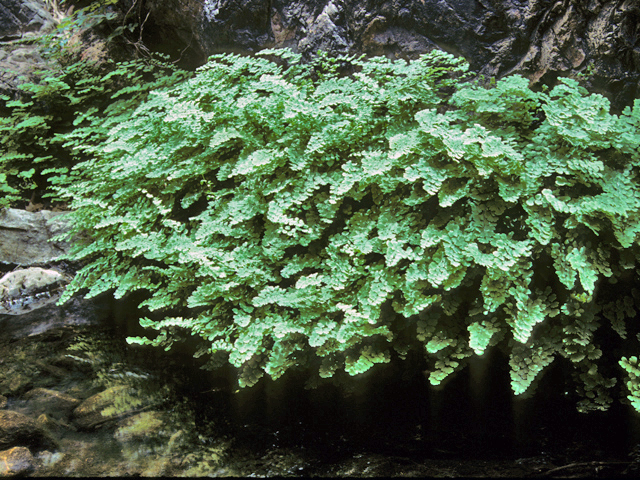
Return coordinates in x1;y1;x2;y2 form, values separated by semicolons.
36;413;74;434
35;414;57;431
0;396;6;409
36;450;65;469
0;446;35;477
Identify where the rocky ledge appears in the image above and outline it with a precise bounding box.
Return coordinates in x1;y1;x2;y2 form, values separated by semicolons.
142;0;640;109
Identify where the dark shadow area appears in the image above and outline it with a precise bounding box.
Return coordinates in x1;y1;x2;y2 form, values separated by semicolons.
179;346;640;465
111;296;640;469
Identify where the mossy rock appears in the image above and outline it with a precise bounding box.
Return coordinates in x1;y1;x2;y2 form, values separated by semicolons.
23;388;80;418
0;410;55;450
72;385;150;430
114;411;169;443
0;374;32;397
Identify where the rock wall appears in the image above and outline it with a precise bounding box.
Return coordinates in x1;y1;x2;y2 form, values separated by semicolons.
0;208;69;266
0;209;110;339
143;0;640;108
0;0;57;98
0;0;55;41
0;0;112;98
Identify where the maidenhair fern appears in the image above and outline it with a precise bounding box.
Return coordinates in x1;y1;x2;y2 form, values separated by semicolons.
0;2;189;209
55;49;640;412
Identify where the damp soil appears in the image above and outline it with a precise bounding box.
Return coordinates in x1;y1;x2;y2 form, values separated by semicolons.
0;319;639;477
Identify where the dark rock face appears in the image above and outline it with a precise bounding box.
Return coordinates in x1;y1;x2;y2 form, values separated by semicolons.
0;295;112;340
0;0;55;41
143;0;640;108
0;1;57;97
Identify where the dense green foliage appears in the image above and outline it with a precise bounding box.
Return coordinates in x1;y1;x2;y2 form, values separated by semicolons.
46;48;640;412
0;0;189;209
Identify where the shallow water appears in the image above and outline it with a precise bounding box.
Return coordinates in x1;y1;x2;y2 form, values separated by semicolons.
1;317;639;477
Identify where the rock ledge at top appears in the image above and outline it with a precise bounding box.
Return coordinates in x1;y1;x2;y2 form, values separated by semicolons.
143;0;640;108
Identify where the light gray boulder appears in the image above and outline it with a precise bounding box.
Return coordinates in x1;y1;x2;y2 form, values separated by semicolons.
0;208;70;266
0;267;67;315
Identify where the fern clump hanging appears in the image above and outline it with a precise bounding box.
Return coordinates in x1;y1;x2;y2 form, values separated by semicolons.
55;49;640;412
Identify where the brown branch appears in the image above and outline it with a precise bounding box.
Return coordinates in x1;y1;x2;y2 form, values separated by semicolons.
118;0;151;59
123;0;138;22
172;30;195;65
137;10;151;46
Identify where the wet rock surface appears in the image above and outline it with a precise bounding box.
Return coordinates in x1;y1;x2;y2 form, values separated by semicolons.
73;385;149;430
23;388;79;419
0;446;35;477
0;210;105;340
0;410;55;451
0;289;111;341
0;267;68;315
114;411;169;442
